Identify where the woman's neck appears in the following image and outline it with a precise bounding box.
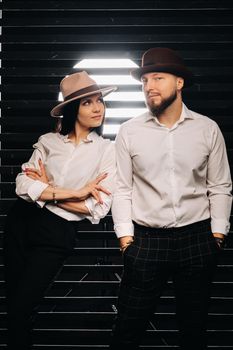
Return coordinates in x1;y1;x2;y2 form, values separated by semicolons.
69;125;91;144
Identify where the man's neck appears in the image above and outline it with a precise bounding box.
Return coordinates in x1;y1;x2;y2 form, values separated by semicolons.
156;99;183;129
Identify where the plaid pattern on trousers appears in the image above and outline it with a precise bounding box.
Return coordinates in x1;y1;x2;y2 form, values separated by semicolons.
110;219;219;350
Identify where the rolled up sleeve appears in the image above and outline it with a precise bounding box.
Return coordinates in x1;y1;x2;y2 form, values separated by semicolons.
84;141;116;224
15;137;49;207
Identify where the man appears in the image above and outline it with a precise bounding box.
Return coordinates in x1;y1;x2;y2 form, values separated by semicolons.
110;48;232;350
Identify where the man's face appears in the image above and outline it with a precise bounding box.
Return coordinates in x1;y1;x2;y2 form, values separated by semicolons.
141;72;183;116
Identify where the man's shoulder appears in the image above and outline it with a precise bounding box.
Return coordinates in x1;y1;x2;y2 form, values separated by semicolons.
120;112;149;130
188;109;217;124
187;107;218;128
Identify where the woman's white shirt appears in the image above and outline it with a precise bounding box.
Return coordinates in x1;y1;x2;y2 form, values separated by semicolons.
15;131;116;223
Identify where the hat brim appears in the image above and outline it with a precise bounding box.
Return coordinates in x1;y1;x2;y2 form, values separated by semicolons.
131;64;194;88
50;85;117;117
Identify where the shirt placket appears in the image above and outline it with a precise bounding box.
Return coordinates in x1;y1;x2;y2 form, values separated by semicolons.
168;129;179;225
56;143;77;187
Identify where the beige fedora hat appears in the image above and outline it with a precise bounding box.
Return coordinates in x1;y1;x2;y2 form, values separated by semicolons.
50;71;117;117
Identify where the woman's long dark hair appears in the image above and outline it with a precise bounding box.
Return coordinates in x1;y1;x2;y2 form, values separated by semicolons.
55;97;105;136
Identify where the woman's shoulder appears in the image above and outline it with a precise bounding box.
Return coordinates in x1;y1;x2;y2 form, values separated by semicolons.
37;132;61;142
33;132;60;148
97;135;114;149
97;137;115;162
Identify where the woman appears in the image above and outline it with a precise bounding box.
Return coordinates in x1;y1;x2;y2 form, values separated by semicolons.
4;71;117;349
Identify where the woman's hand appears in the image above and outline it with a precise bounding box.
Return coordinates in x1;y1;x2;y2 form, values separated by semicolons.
24;159;49;184
78;173;111;204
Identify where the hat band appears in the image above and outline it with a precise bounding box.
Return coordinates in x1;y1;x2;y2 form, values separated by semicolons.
64;84;100;101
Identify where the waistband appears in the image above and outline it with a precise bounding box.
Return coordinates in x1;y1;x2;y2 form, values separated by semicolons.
15;197;85;228
133;218;211;236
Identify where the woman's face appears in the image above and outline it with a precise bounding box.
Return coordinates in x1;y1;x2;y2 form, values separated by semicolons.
77;93;105;130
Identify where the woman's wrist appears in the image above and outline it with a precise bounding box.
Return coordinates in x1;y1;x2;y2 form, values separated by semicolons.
73;189;86;201
52;186;58;204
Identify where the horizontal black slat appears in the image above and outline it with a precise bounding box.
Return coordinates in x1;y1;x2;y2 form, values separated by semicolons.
3;42;233;53
0;328;231;346
2;49;233;61
3;9;233;27
3;0;232;10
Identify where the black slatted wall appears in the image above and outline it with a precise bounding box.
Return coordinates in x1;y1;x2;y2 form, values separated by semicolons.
1;1;233;349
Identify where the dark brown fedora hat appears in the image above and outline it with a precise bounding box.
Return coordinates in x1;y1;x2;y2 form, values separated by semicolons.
131;47;194;87
50;71;117;117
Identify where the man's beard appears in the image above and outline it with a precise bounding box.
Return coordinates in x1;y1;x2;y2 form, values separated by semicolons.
147;90;177;117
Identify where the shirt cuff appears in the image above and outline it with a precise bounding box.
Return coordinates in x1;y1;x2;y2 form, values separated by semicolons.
84;197;101;224
35;200;47;208
211;219;230;236
85;196;112;224
28;180;49;202
113;222;135;238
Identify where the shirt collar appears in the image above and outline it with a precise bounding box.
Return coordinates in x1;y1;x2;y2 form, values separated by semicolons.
59;130;98;144
144;103;195;126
